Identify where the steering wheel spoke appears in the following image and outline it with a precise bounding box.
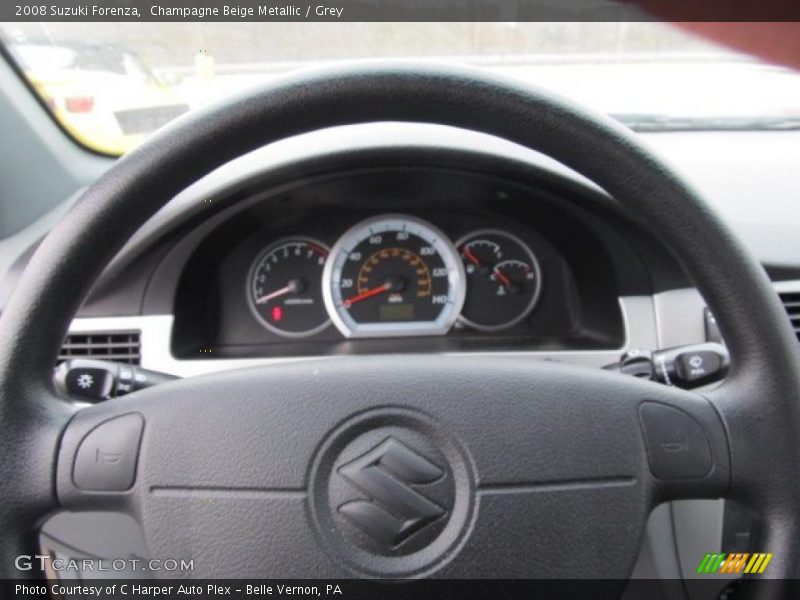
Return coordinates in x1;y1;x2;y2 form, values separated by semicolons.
0;384;73;577
699;376;800;592
635;385;730;502
56;404;144;514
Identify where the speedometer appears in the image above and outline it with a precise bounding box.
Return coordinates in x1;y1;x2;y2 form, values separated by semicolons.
322;215;465;338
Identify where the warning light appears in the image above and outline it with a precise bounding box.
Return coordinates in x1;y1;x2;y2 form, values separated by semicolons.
271;306;284;322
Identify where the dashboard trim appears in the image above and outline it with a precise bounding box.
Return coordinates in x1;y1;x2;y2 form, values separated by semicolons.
64;295;654;378
773;279;800;294
73;277;800;379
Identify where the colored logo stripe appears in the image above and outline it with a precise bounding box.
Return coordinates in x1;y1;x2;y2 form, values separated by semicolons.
745;553;773;574
697;553;724;573
721;553;749;573
696;553;773;574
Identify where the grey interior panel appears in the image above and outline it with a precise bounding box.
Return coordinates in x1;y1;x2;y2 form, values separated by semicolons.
0;56;108;239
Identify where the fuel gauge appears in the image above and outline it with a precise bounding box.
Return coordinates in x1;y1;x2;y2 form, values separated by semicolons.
457;230;542;331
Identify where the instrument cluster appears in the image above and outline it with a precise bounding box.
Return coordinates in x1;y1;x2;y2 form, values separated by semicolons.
246;214;543;339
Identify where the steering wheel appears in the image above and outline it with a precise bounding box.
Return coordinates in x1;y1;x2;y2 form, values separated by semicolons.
1;65;799;597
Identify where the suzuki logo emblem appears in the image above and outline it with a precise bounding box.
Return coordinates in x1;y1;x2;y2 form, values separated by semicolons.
337;437;447;547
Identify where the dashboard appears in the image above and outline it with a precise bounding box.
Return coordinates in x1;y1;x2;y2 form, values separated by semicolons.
7;125;798;372
249;216;531;339
216;210;553;347
163;165;641;360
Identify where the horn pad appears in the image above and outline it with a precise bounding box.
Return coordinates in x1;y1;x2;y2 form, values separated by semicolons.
309;408;476;577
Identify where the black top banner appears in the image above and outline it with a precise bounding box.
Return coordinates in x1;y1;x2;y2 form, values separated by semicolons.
4;0;800;22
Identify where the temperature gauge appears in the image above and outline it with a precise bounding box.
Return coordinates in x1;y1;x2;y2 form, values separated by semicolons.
457;229;542;331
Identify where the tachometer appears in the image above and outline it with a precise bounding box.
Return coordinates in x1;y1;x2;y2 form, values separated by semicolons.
323;215;465;338
247;237;330;337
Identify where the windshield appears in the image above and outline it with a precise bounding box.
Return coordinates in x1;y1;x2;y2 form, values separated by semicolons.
2;22;800;155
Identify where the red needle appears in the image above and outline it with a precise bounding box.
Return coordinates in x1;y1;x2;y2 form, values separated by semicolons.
494;268;512;287
463;246;481;266
343;282;392;307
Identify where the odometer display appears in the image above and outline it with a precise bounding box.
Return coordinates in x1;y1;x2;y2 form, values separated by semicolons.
323;215;465;338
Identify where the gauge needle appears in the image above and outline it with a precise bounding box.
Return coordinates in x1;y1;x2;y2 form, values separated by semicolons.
493;268;512;287
255;286;292;304
463;247;481;266
344;282;392;308
255;279;305;304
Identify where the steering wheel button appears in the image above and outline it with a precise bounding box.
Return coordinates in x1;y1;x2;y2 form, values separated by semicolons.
639;402;713;480
73;413;144;491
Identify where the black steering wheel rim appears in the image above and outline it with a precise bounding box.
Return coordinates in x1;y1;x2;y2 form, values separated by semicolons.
1;64;799;593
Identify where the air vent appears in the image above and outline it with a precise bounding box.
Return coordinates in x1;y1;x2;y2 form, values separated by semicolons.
58;331;141;365
779;292;800;343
